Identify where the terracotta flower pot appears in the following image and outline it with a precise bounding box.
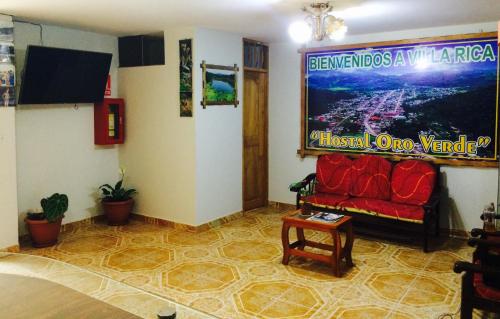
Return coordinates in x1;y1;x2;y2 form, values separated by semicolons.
25;217;63;248
102;199;134;226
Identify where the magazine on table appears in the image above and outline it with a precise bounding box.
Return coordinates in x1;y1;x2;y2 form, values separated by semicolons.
307;212;344;223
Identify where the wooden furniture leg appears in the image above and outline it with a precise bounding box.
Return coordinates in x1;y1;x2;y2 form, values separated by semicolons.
460;272;473;319
423;214;429;253
344;222;354;267
331;230;342;277
296;227;306;250
435;206;440;236
281;223;291;265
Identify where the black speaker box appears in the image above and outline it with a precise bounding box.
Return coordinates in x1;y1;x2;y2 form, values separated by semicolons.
119;35;165;67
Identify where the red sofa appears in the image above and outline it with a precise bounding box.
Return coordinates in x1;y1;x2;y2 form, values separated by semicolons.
290;154;440;252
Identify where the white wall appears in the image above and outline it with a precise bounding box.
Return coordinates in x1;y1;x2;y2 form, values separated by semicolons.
269;22;499;232
118;28;197;226
117;27;243;227
14;23;120;234
0;107;19;249
0;15;18;249
194;28;243;225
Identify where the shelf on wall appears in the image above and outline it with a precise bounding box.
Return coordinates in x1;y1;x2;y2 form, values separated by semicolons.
243;39;268;70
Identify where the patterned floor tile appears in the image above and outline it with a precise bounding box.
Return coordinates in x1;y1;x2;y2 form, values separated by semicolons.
104;247;173;271
164;261;239;293
56;234;121;254
234;280;323;318
219;240;280;262
331;305;415;319
18;207;482;319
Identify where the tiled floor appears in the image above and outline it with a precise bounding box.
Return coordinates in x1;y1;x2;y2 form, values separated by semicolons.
0;252;212;319
18;206;488;319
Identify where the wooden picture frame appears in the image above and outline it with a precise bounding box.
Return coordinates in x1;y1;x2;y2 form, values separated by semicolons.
298;32;499;168
200;60;239;108
179;39;193;117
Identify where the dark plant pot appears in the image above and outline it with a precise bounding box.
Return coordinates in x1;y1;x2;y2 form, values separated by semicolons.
102;199;134;226
25;217;63;248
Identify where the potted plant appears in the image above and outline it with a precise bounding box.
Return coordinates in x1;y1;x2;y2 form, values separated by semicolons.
25;193;68;248
99;170;137;226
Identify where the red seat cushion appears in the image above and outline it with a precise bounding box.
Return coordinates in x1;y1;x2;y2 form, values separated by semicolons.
350;155;392;200
300;193;350;209
474;271;500;301
339;198;425;223
315;154;352;196
391;160;436;205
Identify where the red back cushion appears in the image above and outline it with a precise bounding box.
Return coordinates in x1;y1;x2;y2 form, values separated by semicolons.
315;154;352;196
391;160;436;205
350;155;392;200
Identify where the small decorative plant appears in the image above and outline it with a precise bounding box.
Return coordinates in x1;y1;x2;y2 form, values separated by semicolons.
25;193;68;248
27;193;69;223
99;168;137;202
99;168;137;225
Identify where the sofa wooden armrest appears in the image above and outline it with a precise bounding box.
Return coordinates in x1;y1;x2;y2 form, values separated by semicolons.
471;228;500;238
454;261;500;276
289;173;316;208
468;238;500;249
289;173;316;192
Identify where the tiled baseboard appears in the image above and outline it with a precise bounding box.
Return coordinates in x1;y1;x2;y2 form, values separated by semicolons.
440;228;469;239
131;211;245;232
21;203;289;242
0;245;20;253
19;215;106;244
20;210;247;242
61;215;105;233
268;201;296;211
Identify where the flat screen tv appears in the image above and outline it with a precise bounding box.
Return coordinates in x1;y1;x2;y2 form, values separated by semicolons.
18;45;112;104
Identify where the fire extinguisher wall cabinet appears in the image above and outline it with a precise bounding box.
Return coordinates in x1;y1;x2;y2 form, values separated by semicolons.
94;98;125;145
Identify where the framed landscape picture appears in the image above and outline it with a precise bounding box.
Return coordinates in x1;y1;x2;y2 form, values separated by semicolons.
299;32;499;167
200;61;239;108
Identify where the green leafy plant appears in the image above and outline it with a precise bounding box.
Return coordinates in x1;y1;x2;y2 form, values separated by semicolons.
27;193;69;223
99;169;137;202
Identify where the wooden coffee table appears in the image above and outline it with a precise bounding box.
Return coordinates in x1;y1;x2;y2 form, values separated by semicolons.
281;210;354;277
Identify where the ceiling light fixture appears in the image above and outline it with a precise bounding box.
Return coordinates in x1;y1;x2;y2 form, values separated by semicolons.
288;2;347;44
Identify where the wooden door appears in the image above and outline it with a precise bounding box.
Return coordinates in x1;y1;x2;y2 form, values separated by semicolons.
243;70;268;211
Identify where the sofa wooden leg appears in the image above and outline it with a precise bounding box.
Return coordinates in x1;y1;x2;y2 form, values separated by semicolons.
434;206;440;237
423;221;429;253
460;300;473;319
435;216;440;237
460;274;473;319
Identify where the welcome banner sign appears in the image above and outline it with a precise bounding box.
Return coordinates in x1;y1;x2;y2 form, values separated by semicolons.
302;33;499;164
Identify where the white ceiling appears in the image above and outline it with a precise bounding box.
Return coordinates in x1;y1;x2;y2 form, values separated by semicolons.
1;0;499;42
